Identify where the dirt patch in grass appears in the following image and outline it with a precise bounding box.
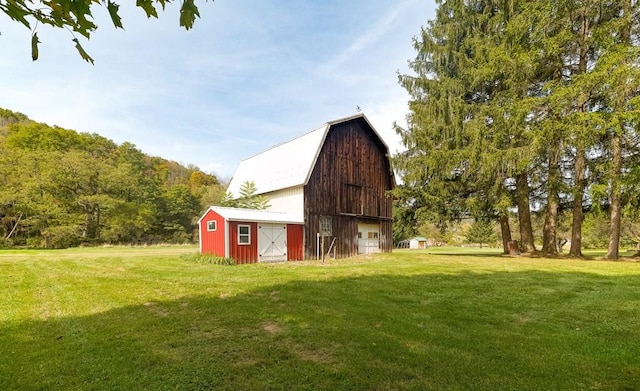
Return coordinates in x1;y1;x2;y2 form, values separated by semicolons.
291;344;336;363
144;302;169;317
262;321;282;335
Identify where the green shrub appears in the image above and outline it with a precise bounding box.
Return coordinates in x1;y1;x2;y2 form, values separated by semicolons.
180;253;236;265
41;226;81;249
0;237;12;248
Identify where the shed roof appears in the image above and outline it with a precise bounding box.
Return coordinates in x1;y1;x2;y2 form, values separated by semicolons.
200;206;304;224
226;113;390;197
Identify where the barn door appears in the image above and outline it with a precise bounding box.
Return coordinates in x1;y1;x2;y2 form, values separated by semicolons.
357;223;380;254
258;223;287;262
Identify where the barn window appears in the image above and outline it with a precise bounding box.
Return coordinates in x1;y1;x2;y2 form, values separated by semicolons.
207;220;217;232
319;216;332;236
368;232;379;239
238;225;251;245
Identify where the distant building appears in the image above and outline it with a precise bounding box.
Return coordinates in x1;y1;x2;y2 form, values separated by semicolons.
397;237;428;249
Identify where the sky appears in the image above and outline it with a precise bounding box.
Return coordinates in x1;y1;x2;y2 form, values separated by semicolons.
0;1;436;180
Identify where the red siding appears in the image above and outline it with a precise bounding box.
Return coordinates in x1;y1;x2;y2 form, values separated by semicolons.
287;224;304;261
199;209;226;257
229;222;258;264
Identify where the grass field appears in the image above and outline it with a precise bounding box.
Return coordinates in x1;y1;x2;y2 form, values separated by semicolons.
1;246;639;390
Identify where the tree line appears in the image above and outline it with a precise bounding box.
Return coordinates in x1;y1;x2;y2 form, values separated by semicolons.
0;108;226;248
393;0;640;259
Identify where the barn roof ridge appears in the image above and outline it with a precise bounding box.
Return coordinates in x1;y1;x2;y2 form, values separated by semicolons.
226;113;389;197
238;113;374;162
238;124;328;162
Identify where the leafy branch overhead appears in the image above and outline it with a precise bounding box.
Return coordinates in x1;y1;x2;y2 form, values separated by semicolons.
0;0;205;63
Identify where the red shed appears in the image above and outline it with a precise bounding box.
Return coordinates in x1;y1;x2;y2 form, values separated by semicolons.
198;206;304;264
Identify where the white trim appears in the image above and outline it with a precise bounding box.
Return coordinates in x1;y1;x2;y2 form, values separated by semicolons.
206;220;217;232
209;206;304;224
224;220;230;258
238;224;251;245
199;219;203;253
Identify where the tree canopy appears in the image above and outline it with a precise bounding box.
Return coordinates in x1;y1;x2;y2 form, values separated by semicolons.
0;0;205;63
0;108;226;248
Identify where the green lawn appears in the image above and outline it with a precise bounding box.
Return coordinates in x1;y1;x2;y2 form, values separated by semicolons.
1;247;639;390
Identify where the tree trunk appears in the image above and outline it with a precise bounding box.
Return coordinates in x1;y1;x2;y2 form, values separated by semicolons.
570;146;585;257
606;0;630;260
515;172;536;253
543;142;561;255
500;213;512;254
606;132;623;260
5;213;23;240
569;5;590;258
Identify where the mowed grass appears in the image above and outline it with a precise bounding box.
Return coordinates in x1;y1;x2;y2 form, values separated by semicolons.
1;247;639;390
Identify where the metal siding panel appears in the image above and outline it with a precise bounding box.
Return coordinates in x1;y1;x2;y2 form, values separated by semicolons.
286;224;304;261
265;186;304;221
199;209;226;257
229;222;258;264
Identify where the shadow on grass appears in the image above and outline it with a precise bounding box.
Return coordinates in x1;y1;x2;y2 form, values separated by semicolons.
2;271;640;390
424;251;505;258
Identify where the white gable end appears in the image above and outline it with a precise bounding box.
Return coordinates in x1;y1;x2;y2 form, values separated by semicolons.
264;186;304;220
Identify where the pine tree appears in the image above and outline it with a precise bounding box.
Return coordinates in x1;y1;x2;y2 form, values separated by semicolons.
465;220;497;248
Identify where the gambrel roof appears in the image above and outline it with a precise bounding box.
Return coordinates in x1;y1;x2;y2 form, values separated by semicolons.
226;113;391;197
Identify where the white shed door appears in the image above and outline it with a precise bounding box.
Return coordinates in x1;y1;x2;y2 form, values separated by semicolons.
258;223;287;262
357;223;380;254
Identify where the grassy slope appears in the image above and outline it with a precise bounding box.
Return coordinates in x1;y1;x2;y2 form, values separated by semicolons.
1;247;639;390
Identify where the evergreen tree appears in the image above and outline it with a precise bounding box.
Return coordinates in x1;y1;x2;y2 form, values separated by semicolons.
395;0;540;253
396;0;640;258
220;181;270;210
465;220;496;248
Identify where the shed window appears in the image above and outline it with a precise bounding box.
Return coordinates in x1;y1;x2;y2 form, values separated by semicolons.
238;225;250;245
207;220;217;232
368;232;379;239
319;216;332;236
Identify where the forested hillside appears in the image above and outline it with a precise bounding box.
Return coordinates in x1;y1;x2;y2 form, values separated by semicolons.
0;108;226;248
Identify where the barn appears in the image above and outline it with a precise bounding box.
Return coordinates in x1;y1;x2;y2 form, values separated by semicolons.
220;113;395;260
198;206;304;264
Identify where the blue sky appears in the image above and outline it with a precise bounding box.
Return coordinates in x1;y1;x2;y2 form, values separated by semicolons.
0;1;435;180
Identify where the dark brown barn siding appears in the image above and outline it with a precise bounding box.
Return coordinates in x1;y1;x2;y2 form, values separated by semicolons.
304;118;394;259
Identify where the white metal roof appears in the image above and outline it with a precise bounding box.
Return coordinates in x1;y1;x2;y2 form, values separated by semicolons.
204;206;304;224
226;113;389;197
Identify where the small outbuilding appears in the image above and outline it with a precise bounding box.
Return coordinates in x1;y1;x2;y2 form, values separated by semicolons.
409;237;428;249
397;237;428;249
198;206;304;264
